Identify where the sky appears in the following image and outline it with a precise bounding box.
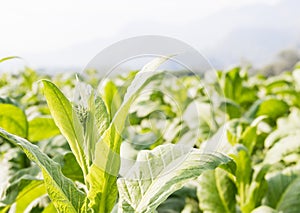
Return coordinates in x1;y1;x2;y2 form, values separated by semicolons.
0;0;287;72
1;0;280;54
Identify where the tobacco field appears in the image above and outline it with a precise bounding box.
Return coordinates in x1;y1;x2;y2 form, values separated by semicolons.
1;57;300;213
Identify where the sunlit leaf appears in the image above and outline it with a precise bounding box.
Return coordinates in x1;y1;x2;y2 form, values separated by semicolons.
0;104;28;138
0;128;86;213
198;168;237;213
118;144;233;213
28;117;60;142
41;80;87;176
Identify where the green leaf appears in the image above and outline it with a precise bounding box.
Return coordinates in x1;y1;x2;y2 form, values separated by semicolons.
242;165;269;212
55;152;84;183
263;169;299;209
255;99;289;120
244;98;289;121
41;80;87;176
274;182;300;213
0;97;19;105
241;125;257;155
271;177;300;213
265;79;292;94
87;56;172;213
0;56;20;63
0;103;28;138
0;128;86;213
220;99;241;119
157;197;185;213
94;97;110;139
28;117;60;142
117;144;233;213
100;80;121;120
86;126;120;212
156;185;199;213
113;56;172;133
230;145;269;213
197;168;237;213
221;67;243;101
230;145;252;212
244;100;263;119
85;94;109;164
15;179;46;213
157;187;198;213
0;166;44;213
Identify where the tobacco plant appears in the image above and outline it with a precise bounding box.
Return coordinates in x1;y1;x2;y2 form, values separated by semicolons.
0;57;232;212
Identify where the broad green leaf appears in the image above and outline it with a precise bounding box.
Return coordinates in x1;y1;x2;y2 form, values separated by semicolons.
256;99;289;120
244;98;289;121
117;144;233;213
55;152;84;183
238;87;257;107
28;117;60;142
41;80;87;176
0;128;86;213
0;103;28;138
197;168;237;213
263;169;300;210
87;56;171;213
272;177;300;213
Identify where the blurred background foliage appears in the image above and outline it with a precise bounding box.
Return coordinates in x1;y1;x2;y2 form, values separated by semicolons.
1;58;300;212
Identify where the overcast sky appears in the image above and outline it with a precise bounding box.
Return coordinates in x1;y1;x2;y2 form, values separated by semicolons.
1;0;280;56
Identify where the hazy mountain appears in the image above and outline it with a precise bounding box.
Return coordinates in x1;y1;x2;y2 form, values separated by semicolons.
209;27;300;68
22;0;300;72
206;0;300;68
